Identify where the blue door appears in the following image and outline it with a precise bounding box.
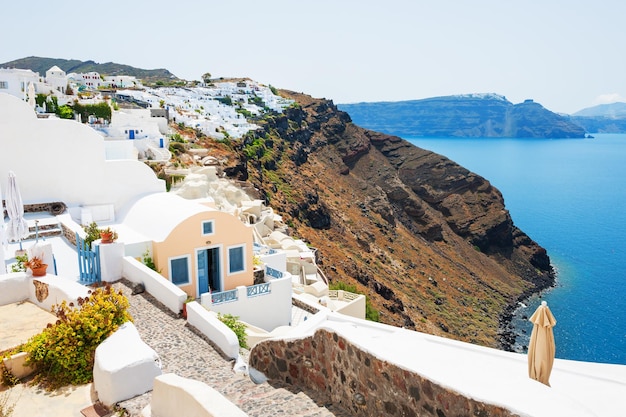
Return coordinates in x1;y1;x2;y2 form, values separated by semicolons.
197;248;220;294
129;129;135;139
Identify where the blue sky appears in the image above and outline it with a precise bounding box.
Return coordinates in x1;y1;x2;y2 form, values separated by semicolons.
1;0;624;114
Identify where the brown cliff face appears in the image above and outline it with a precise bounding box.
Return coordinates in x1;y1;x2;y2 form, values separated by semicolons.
230;91;554;349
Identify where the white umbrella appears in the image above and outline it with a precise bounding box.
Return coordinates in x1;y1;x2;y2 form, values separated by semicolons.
28;82;36;109
5;171;29;250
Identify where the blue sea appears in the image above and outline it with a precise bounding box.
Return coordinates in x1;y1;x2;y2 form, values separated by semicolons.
406;134;626;365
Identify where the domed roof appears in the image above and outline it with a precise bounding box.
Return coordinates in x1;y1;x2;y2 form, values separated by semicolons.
0;93;37;125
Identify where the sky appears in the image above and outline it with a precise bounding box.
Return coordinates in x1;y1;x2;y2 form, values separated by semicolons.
1;0;625;114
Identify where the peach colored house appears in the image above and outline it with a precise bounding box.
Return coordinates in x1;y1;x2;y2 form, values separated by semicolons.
121;193;254;299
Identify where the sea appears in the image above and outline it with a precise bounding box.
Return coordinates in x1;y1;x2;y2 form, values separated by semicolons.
405;134;626;365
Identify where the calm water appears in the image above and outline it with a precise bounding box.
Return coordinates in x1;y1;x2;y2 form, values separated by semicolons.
406;134;626;365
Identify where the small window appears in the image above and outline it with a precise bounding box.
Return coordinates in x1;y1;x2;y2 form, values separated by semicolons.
202;220;214;235
228;245;245;274
0;81;8;89
169;256;190;285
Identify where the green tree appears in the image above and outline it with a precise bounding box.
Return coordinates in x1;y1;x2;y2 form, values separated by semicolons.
202;72;212;84
35;93;47;108
46;96;59;113
72;101;112;123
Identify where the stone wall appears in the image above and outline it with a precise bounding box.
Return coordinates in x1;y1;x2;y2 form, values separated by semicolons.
249;328;519;417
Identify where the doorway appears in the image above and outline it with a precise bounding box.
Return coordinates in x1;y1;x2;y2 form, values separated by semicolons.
197;247;221;295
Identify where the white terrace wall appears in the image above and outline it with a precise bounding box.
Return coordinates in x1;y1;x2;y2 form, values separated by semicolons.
148;373;248;417
186;302;239;359
0;93;164;215
202;276;292;332
122;256;187;315
0;272;89;310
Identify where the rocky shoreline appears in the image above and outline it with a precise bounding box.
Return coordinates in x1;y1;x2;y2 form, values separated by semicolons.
498;268;556;352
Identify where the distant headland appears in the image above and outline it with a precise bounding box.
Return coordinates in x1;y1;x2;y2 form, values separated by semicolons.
338;94;588;138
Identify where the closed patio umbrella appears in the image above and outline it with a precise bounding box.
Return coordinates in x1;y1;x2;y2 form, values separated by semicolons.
528;300;557;386
5;171;29;251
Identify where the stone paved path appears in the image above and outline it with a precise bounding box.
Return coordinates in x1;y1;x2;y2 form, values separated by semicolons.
113;280;352;417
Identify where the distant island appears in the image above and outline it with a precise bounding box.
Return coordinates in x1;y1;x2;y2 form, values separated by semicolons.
338;94;588;138
570;102;626;133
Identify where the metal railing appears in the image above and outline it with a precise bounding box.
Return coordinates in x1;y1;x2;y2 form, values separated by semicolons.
266;266;284;279
211;289;238;305
246;282;271;297
328;290;361;302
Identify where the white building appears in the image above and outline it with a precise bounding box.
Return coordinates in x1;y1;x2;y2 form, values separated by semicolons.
69;71;103;89
95;108;171;161
104;75;142;89
45;65;68;94
0;68;41;100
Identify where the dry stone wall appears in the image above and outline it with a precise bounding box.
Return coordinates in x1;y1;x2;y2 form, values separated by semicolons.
249;328;519;417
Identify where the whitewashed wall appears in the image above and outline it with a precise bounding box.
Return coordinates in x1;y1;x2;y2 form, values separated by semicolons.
0;93;165;215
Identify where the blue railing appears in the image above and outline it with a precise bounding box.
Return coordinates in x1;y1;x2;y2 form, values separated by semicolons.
266;266;284;279
211;289;238;305
247;282;271;297
253;243;279;255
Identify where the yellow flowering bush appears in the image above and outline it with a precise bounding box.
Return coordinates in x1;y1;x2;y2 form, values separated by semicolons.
23;285;132;387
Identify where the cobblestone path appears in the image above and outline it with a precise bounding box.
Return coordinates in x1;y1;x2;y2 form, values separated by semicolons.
113;280;351;417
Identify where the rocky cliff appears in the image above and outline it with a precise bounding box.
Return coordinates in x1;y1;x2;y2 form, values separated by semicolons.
339;94;586;138
223;92;554;349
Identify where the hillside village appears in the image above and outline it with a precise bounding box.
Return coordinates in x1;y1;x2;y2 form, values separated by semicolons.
0;66;625;417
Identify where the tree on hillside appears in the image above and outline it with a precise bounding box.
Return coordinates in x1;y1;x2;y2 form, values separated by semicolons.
202;72;212;84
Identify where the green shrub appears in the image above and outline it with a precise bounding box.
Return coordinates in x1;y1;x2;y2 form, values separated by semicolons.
56;105;74;119
142;250;160;273
217;96;232;106
218;313;247;348
235;107;253;119
71;101;112;123
82;222;101;249
169;141;187;155
10;254;27;272
23;285;132;388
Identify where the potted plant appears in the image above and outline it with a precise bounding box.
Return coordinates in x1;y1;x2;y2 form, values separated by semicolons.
24;256;48;277
182;296;194;319
99;227;118;244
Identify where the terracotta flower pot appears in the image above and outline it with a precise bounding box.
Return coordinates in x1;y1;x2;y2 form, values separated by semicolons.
31;264;48;277
100;232;113;244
